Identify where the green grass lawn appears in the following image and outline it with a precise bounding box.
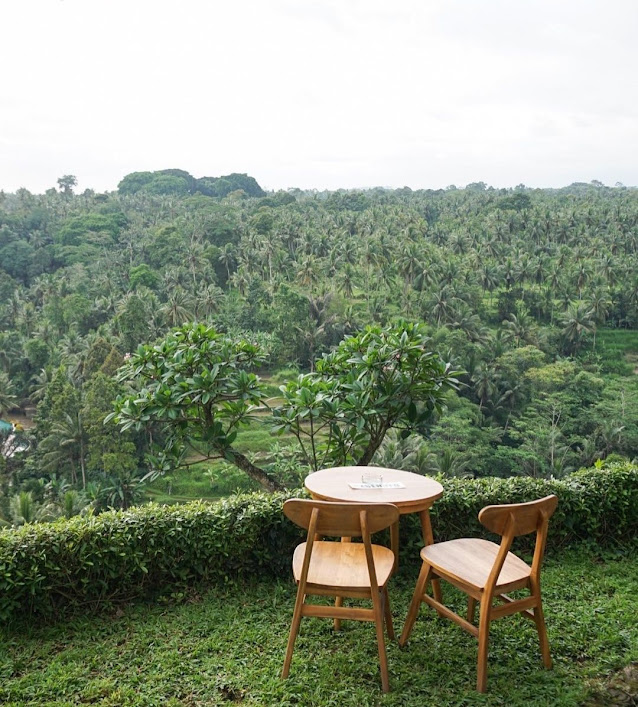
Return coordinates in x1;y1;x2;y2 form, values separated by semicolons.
1;546;636;706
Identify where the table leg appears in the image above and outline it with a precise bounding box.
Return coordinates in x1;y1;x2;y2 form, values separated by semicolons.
335;536;352;630
390;520;400;573
419;510;442;603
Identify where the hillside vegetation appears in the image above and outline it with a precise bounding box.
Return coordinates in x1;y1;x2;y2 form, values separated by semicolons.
1;174;638;521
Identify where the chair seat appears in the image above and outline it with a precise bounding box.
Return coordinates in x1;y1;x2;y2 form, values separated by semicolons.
293;541;395;590
421;538;531;591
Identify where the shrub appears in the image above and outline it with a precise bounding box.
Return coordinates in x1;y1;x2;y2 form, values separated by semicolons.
0;493;300;622
0;464;636;623
421;463;638;553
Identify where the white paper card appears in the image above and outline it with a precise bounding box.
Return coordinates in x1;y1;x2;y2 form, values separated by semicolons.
348;482;406;489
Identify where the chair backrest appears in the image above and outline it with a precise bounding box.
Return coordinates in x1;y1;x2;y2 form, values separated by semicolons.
479;495;558;586
283;499;399;537
479;495;558;538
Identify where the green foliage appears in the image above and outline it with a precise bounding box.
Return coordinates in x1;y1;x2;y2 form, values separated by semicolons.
117;170;195;196
497;191;532;211
82;373;138;476
55;212;126;247
117;169;265;198
56;174;77;196
0;463;635;622
425;463;638;551
142;174;190;196
0;238;34;282
110;323;278;489
117;171;155;195
5;177;638;510
197;173;266;198
129;263;159;290
0;491;297;621
273;322;459;470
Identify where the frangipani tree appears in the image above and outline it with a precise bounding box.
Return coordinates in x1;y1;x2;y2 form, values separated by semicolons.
272;322;459;472
107;323;280;490
109;322;458;490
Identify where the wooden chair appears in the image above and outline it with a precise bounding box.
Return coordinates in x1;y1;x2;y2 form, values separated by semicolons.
282;499;400;693
399;495;558;692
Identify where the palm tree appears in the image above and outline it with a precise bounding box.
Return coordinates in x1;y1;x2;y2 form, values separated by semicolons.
428;286;455;326
502;257;519;290
184;240;206;289
297;256;319;291
218;243;237;282
472;365;498;411
338;264;355;299
598;420;625;457
0;332;22;374
9;491;36;525
479;263;499;302
0;372;17;416
502;311;537;347
586;289;612;348
430;448;471;478
29;368;50;402
160;289;195;327
39;411;88;489
560;304;595;354
196;284;223;320
574;261;592;299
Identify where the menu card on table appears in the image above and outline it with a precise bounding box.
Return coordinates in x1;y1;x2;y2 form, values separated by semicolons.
348;482;406;490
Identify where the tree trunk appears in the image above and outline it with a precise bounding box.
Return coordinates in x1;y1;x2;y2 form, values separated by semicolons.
356;425;389;467
228;450;284;492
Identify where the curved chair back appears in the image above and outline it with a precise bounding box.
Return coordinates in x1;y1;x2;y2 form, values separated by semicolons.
284;499;399;537
479;495;558;537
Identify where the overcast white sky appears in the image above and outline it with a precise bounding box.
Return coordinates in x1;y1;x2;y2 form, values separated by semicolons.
1;0;637;194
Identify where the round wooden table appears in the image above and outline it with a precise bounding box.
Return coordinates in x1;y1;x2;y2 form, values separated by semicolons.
305;466;443;574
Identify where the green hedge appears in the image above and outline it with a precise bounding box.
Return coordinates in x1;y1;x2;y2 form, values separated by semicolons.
0;464;636;623
0;494;299;623
402;463;638;559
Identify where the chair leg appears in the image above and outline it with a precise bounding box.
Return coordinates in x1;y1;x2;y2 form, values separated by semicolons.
282;587;305;678
476;595;491;693
372;589;390;693
532;595;552;669
467;596;477;623
399;563;432;646
383;587;394;640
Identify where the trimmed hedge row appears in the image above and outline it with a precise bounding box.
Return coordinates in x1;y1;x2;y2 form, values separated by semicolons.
0;464;636;622
396;463;638;563
0;494;298;623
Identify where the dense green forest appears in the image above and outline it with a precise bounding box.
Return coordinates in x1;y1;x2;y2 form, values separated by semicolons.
2;170;638;525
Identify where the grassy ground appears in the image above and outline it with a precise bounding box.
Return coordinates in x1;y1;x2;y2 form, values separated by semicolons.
0;546;636;706
594;328;638;374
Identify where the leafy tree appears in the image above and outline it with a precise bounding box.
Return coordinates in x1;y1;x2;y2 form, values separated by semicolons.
109;323;280;491
117;171;155;194
143;175;190;196
82;373;139;476
272;323;458;470
55;212;126;247
57;175;77;196
129;264;159;290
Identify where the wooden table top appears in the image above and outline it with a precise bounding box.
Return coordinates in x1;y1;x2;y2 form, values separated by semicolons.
305;466;443;515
